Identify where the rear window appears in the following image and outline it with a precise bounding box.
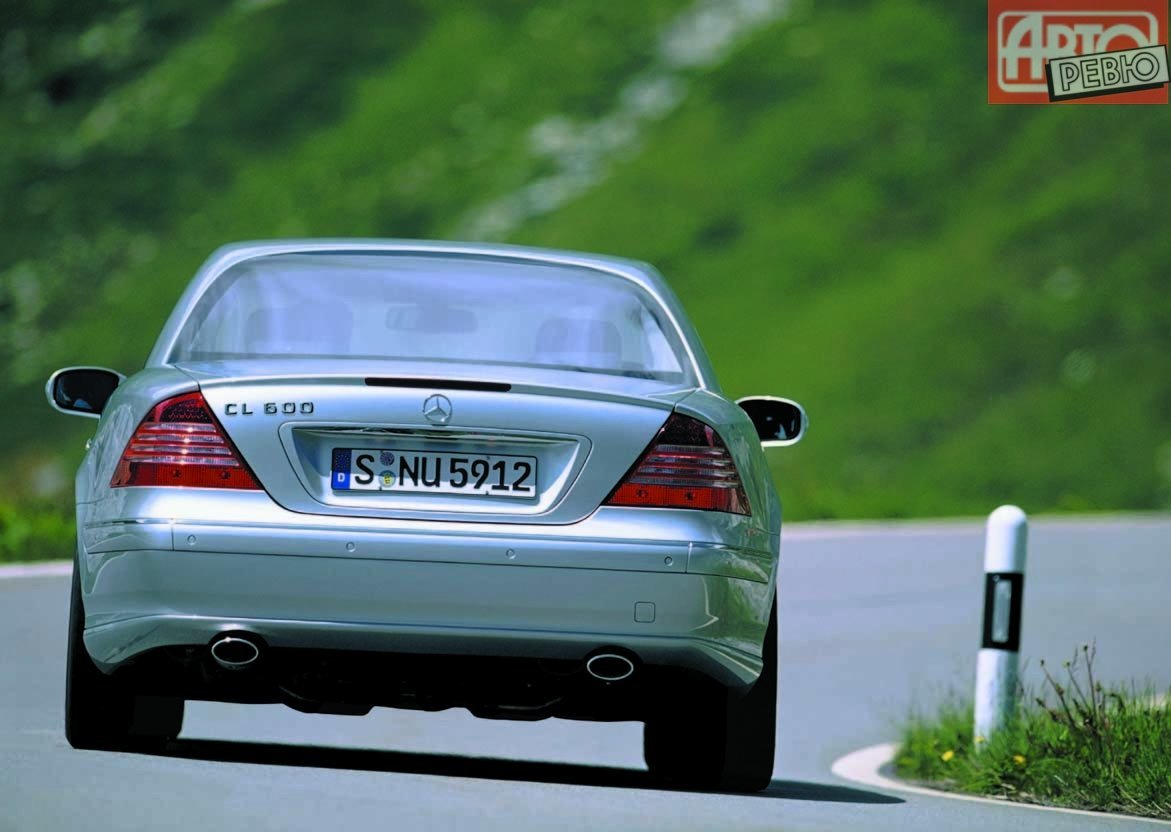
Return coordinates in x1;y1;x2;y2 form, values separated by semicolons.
168;252;693;383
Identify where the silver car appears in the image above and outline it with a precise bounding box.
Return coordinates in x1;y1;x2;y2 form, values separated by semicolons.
48;240;805;791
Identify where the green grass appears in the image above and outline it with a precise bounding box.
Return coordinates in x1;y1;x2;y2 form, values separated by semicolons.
0;501;74;564
896;646;1171;820
2;0;1170;535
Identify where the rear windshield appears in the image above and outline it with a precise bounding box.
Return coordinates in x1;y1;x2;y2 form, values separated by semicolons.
168;252;693;383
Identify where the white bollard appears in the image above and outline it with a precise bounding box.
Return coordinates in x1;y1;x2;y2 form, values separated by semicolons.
973;505;1028;743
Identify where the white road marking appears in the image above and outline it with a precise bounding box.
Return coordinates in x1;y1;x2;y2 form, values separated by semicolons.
831;742;1171;827
0;561;71;580
3;515;1168;574
783;513;1171;540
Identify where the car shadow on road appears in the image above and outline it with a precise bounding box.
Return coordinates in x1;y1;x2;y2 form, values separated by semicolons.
159;739;903;804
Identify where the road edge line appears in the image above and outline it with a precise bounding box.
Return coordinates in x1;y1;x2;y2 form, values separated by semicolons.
783;512;1171;540
0;561;72;580
831;742;1171;827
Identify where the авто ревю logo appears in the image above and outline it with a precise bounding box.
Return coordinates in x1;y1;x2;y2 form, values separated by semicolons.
988;0;1169;103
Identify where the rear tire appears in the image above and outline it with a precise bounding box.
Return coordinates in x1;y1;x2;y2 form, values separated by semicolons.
643;599;777;792
65;565;184;751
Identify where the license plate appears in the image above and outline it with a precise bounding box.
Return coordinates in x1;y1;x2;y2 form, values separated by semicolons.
331;448;537;497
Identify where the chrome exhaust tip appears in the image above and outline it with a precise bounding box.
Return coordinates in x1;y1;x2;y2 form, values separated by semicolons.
209;634;261;669
585;651;636;682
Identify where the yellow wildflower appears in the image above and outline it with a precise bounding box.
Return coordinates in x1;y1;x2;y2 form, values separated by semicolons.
941;750;955;762
974;735;985;744
1013;754;1026;766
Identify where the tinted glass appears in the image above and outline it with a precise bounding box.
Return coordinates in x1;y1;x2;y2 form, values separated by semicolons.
53;369;121;415
169;253;692;382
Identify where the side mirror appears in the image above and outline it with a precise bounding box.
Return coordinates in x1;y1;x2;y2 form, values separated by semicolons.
46;367;125;419
737;396;807;447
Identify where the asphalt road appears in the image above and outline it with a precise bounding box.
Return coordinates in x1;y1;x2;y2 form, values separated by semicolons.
3;516;1169;831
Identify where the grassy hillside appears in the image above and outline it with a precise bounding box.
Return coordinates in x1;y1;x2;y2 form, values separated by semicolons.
2;0;1169;555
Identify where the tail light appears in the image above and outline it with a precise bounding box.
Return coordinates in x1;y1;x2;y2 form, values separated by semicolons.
605;412;750;515
111;392;261;489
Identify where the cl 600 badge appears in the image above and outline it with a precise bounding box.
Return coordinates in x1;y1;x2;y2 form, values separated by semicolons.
224;401;315;416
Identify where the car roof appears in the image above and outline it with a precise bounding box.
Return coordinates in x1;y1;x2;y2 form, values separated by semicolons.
210;239;658;278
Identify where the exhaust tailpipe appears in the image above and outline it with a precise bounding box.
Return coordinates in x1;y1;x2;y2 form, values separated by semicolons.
210;633;261;669
585;651;636;682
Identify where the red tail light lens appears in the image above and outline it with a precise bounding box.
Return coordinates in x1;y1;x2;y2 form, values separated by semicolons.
605;412;750;515
111;392;261;489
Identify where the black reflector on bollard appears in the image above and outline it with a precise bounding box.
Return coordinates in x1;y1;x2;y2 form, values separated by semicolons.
981;572;1024;652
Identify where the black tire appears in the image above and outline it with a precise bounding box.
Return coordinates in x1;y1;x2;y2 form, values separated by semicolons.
644;598;777;792
65;565;184;751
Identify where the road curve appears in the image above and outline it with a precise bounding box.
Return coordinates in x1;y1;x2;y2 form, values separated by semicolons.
3;515;1169;831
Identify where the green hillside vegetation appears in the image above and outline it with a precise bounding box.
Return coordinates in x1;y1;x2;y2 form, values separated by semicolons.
2;0;1169;559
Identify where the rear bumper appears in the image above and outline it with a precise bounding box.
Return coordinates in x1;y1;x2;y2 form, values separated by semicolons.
81;541;773;687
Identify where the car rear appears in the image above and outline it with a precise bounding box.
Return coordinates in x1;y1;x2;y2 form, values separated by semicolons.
82;375;775;674
73;244;780;749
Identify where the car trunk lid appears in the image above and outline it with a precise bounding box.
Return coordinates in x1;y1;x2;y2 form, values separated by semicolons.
178;359;692;524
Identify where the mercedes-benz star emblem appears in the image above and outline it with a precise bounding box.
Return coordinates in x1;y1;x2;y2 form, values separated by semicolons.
422;394;453;425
